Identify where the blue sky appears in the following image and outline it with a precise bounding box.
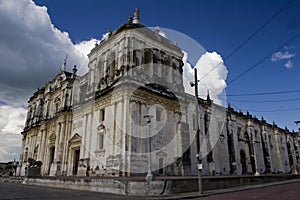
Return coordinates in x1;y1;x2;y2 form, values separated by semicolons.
0;0;299;161
33;0;300;130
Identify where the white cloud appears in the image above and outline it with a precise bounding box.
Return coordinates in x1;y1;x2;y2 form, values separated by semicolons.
271;50;296;69
284;60;293;69
271;51;295;62
0;0;99;162
183;51;228;106
0;105;27;135
0;105;25;161
0;134;22;162
74;39;100;75
182;51;195;96
0;0;90;105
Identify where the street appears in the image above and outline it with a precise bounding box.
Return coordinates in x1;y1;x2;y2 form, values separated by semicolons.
0;180;300;199
0;181;133;200
197;181;300;200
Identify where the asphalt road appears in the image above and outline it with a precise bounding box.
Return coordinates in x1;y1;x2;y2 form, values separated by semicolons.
196;181;300;200
1;180;300;200
0;181;135;200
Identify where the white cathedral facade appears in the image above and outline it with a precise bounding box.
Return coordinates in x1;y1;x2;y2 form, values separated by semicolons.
18;9;300;178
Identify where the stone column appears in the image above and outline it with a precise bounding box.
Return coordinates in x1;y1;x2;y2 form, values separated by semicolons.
111;103;117;156
122;96;130;176
36;130;43;175
227;118;237;174
62;120;70;176
115;102;123;156
263;126;269;171
49;123;61;176
273;128;283;173
141;103;147;154
290;138;298;174
81;114;89;159
86;111;92;158
58;122;65;161
40;128;47;175
247;122;260;176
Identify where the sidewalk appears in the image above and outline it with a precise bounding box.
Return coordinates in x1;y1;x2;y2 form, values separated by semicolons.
161;178;300;199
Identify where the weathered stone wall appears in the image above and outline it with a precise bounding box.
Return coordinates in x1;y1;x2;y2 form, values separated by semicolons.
22;175;300;195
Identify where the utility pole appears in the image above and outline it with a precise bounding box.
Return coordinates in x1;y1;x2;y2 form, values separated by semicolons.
191;67;203;194
295;120;300;134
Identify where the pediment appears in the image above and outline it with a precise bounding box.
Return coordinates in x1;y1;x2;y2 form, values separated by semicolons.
45;71;70;93
69;133;82;145
49;133;56;141
97;124;105;131
156;151;167;157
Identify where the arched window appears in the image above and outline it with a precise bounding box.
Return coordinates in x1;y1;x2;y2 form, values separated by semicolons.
164;59;172;82
24;148;28;162
109;52;116;79
144;50;153;76
144;50;152;64
157;151;167;175
97;60;103;79
97;124;105;150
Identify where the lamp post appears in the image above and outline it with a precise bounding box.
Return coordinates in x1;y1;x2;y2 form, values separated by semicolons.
144;114;154;181
190;67;203;194
13;158;17;178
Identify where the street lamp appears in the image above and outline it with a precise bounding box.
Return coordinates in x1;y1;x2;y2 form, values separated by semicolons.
190;67;203;194
13;158;17;178
144;114;154;181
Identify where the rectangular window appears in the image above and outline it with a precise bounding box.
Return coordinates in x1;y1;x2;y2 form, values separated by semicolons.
100;108;105;122
156;109;162;121
159;157;164;174
98;134;104;149
237;127;242;138
254;130;258;141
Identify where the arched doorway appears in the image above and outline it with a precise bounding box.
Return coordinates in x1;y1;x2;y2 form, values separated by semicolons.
73;149;80;175
68;133;82;176
48;146;55;174
240;150;247;174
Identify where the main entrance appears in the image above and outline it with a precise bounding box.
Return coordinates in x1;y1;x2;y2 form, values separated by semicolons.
73;149;80;175
48;146;55;174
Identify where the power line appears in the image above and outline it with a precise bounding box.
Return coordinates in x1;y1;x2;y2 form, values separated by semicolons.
248;107;300;113
224;0;294;61
227;31;300;85
229;97;300;103
199;0;294;81
197;79;245;112
226;89;300;97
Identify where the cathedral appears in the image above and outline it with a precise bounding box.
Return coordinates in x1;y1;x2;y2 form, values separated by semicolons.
18;9;300;178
